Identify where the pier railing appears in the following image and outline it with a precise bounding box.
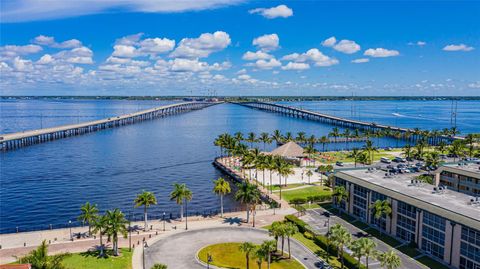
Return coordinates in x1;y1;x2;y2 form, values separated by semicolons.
0;101;220;151
233;101;459;143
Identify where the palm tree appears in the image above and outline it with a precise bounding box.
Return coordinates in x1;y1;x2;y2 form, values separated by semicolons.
379;249;402;269
284;132;294;142
330;224;352;269
247;132;257;148
351;238;377;269
333;186;349;211
259;132;272;151
403;144;413;164
306;169;313;184
304;144;318;166
285;222;299;259
308;134;316;147
448;140;465;162
364;139;378;164
371;200;392;234
235;182;261;225
425;151;441;171
329;127;340;144
296;132;307;144
134;191;157;231
254;246;267;269
348;148;361;167
464;134;476;158
170;183;192;223
268;221;282;250
78;202;99;236
92;214;107;257
17;240;69;269
271;130;283;144
342;129;351;150
261;240;277;269
437;140;447;154
319;136;329;152
239;242;256;269
213;177;231;217
234;131;245;142
104;208;128;256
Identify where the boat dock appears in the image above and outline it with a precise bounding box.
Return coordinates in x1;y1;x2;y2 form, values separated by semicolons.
0;101;220;151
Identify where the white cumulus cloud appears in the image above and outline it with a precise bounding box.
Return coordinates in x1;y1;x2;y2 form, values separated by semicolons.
321;36;337;47
252;34;279;51
33;35;82;49
170;31;231;58
249;4;293;19
442;44;474;52
242;50;273;61
281;62;310;71
283;48;338;67
333;40;361;54
351;58;369;64
364;48;400;57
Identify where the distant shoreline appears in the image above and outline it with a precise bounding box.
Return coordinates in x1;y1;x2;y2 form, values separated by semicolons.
2;96;480;101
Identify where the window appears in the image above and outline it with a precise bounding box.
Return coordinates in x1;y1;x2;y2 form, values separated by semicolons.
460;226;480;269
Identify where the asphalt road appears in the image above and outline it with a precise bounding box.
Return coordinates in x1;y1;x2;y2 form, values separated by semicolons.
144;226;329;269
302;209;426;269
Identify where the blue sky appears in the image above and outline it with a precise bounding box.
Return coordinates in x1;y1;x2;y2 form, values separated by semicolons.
1;0;479;96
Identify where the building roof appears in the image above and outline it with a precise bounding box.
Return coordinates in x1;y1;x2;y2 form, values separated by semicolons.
267;141;304;158
336;168;480;230
436;162;480;179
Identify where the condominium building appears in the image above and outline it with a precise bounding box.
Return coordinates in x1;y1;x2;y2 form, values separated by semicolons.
435;163;480;196
333;167;480;269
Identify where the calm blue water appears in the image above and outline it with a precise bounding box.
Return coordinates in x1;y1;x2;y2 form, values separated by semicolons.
0;99;479;234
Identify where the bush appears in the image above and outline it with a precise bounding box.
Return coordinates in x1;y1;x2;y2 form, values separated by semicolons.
304;231;314;240
290;197;307;205
306;194;332;203
285;214;311;234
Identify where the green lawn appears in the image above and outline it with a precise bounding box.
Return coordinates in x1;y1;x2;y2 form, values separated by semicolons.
281;186;332;202
62;248;132;269
364;228;402;248
316;150;400;164
198;243;304;269
270;183;306;191
416;256;450;269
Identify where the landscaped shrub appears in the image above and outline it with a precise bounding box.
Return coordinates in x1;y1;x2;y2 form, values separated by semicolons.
290;197;307;205
304;231;314;239
307;194;332;203
285;214;311;233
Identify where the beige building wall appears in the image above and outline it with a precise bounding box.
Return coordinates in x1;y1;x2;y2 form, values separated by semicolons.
389;198;397;235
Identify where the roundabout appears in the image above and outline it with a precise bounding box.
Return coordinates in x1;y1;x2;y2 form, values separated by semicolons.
144;226;325;269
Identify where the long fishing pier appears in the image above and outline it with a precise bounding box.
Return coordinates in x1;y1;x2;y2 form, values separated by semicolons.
234;101;458;142
0;101;219;151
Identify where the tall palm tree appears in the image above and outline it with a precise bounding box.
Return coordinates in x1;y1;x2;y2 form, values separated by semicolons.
213;177;231;217
464;134;476;158
18;240;68;269
271;130;283;144
285;222;299;259
304;144;318;166
78;202;99;236
296;132;307;144
284;132;294;142
306;169;313;184
351;238;377;269
448;140;465;162
235;182;261;225
437;140;447;154
333;186;349;211
247;132;257;148
268;221;282;250
170;183;192;222
330;224;352;269
308;134;316;147
92;214;108;257
239;242;256;269
342;129;351;150
104;209;128;256
364;139;378;164
425;151;441;171
319;136;329;152
261;240;277;269
329;127;340;144
234;131;245;142
259;132;272;151
379;249;402;269
402;144;413;164
254;246;266;269
348;148;361;167
134;191;157;231
371;200;392;234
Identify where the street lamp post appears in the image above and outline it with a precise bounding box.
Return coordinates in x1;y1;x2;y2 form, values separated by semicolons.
163;212;166;231
129;212;132;251
68;220;72;241
143;241;148;269
207;253;213;269
185;201;188;230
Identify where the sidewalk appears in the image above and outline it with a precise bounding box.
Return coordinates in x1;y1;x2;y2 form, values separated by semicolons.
0;208;295;265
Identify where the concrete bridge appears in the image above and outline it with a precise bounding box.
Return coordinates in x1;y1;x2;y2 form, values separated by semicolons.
0;101;219;151
234;101;458;143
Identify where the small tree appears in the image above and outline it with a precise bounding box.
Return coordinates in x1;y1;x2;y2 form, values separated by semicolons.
17;240;69;269
78;202;99;236
379;249;402;269
239;242;256;269
213;177;231;217
134;191;157;231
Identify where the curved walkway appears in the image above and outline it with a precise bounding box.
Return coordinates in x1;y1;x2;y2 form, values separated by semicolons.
144;226;326;269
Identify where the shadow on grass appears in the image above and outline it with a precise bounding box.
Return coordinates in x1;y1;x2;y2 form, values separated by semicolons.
416;256;450;269
223;217;242;226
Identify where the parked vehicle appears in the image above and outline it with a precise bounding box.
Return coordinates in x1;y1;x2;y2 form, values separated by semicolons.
336;161;344;167
381;157;392;164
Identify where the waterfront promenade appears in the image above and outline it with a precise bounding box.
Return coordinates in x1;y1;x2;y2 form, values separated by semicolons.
0;101;220;151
